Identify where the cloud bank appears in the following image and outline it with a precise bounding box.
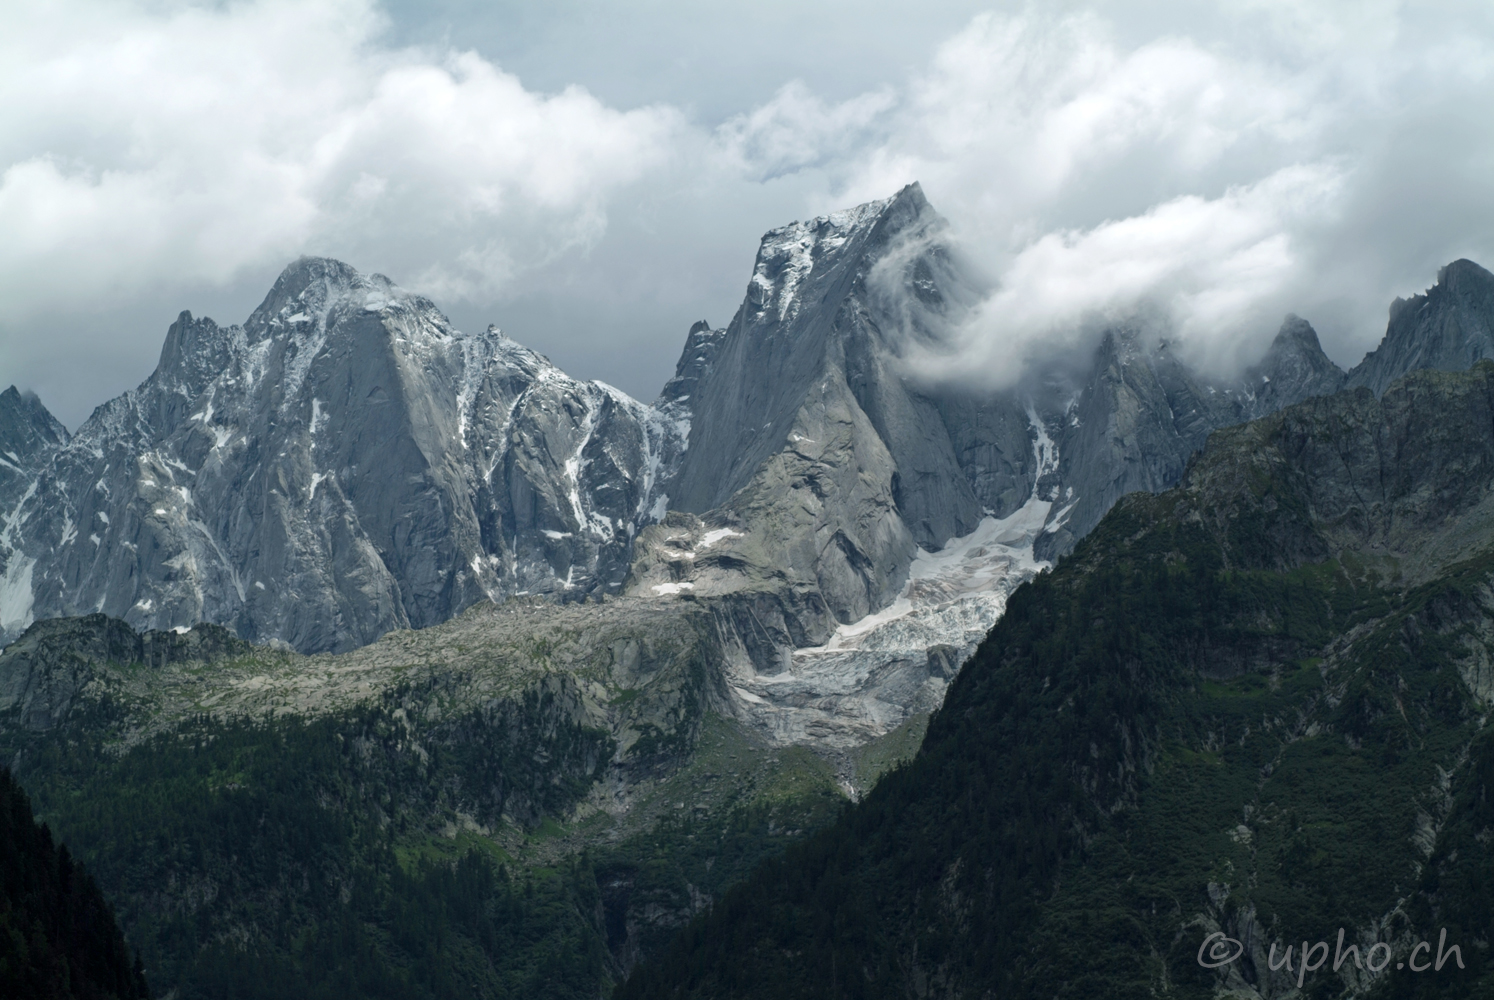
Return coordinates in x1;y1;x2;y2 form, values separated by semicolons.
0;0;679;311
3;1;1494;421
722;5;1494;386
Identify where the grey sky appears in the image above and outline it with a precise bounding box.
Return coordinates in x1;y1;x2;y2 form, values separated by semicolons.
3;1;1493;427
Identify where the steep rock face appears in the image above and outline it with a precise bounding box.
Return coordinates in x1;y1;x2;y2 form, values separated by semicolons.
1348;258;1494;395
649;192;936;632
1034;316;1347;559
2;260;680;652
0;389;70;639
617;361;1494;1000
631;187;1358;676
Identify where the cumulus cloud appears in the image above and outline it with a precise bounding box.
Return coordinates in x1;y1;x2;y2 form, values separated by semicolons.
715;81;896;182
0;0;680;316
908;164;1346;387
747;4;1494;387
5;0;1494;423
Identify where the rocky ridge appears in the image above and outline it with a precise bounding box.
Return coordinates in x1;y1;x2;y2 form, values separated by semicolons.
0;261;685;653
6;192;1494;753
618;360;1494;1000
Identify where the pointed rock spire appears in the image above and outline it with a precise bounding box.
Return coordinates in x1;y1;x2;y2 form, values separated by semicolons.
1348;258;1494;396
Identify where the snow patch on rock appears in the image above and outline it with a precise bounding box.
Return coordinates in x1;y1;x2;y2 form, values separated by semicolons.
0;555;36;636
728;496;1053;748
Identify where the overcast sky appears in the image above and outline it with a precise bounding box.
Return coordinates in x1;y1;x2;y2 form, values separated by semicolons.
3;0;1493;428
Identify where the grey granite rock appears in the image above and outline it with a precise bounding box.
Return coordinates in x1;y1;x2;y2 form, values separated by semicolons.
0;260;682;652
8;189;1494;701
1347;259;1494;396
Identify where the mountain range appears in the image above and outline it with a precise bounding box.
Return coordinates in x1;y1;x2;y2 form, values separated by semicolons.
622;358;1494;999
8;185;1494;751
8;186;1488;661
4;185;1494;998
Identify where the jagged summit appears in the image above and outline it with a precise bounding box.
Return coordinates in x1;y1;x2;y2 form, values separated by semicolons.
670;183;955;517
0;258;682;652
656;320;724;407
7;188;1494;682
244;257;443;340
1241;314;1347;413
0;386;68;464
750;181;924;252
1348;257;1494;395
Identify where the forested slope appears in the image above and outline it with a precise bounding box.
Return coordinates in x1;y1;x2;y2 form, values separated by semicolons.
620;367;1494;999
0;601;870;998
1;766;150;999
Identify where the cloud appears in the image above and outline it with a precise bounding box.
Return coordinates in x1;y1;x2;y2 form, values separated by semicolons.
828;11;1321;219
906;164;1346;387
816;11;1342;383
0;0;681;317
745;4;1494;387
715;81;896;182
5;1;1494;424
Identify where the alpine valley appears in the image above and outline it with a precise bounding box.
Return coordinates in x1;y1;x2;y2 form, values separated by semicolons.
3;184;1494;998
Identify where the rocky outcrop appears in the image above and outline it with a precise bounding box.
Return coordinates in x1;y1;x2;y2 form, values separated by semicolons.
7;191;1494;693
1179;360;1494;582
1347;258;1494;396
0;614;249;731
1;260;683;652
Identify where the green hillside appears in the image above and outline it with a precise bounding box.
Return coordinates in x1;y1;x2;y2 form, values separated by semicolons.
0;597;911;997
619;368;1494;999
1;765;150;999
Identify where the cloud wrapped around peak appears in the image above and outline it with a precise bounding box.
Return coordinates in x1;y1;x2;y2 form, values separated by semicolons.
908;163;1346;387
726;5;1494;387
5;0;1494;424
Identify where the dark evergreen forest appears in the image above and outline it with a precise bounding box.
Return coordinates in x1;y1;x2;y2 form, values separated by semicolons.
1;766;150;999
619;437;1494;998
